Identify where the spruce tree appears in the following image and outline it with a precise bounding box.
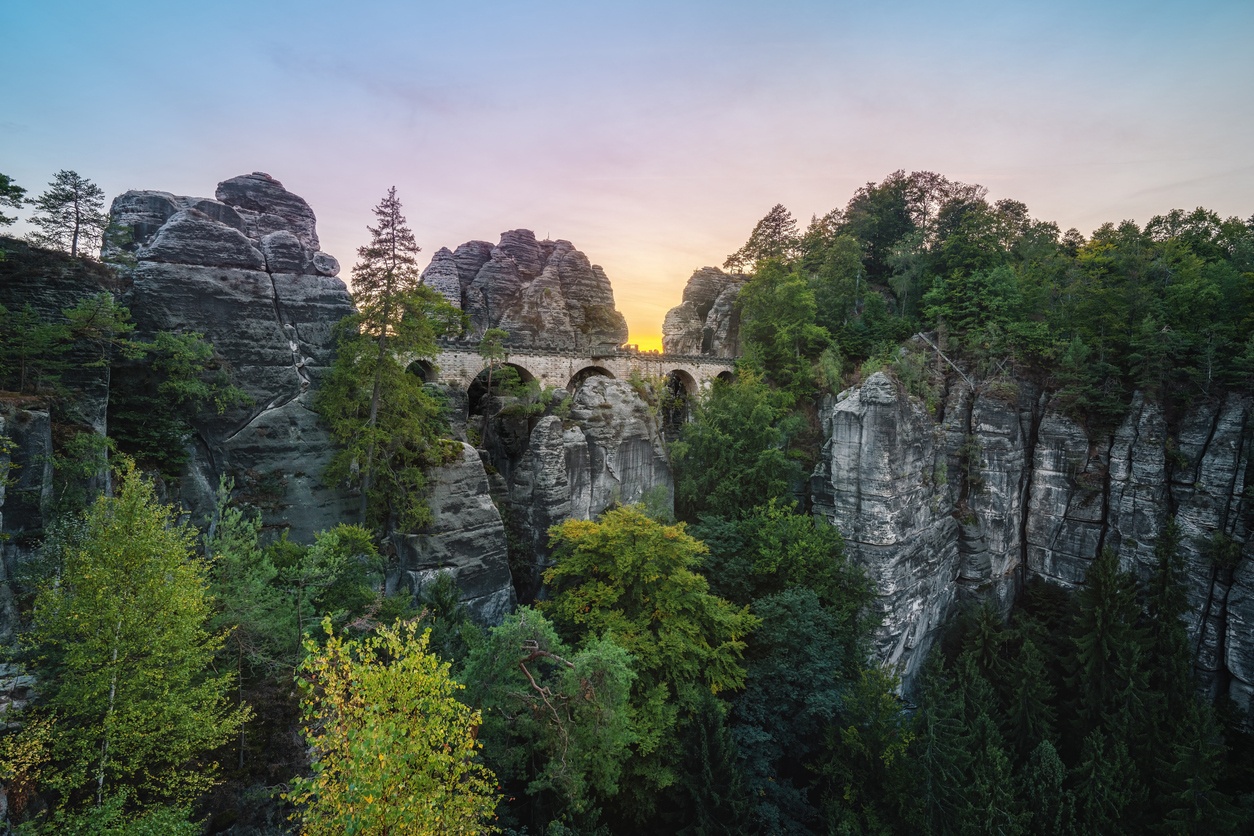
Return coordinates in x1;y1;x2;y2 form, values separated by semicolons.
317;187;463;530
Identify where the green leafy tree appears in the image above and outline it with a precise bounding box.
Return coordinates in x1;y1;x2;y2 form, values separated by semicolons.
287;619;499;835
27;170;107;257
541;507;758;822
24;461;246;813
723;203;800;271
268;524;385;650
462;607;635;829
0;171;26;226
0;302;71;393
736;259;831;396
204;480;297;767
671;372;804;521
107;330;248;476
817;665;917;834
317;189;463;531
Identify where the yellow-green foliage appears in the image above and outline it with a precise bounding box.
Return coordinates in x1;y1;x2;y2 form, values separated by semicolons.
287;619;499;835
26;461;246;811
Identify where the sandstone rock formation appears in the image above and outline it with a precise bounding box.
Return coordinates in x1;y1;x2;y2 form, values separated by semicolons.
487;377;673;599
392;443;516;623
420;230;629;351
814;367;1253;710
661;267;746;357
110;173;354;541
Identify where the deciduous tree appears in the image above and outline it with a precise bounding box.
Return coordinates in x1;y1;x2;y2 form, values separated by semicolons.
287;619;498;835
25;461;246;813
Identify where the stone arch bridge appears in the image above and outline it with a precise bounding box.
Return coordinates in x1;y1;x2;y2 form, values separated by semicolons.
415;342;737;396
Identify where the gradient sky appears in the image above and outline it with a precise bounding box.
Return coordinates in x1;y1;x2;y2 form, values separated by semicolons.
4;0;1251;350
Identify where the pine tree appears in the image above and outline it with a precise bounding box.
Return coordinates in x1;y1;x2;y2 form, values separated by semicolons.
28;170;107;257
1070;547;1144;736
317;187;463;530
723;204;800;271
0;171;26;226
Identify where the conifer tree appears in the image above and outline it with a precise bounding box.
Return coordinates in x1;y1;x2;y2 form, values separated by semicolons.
28;170;107;257
723;203;800;271
1019;740;1076;836
0;171;26;226
317;187;463;530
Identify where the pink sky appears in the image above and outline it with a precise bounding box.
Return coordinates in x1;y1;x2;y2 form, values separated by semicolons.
4;1;1251;350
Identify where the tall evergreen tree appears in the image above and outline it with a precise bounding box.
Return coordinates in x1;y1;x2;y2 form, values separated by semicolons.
317;187;463;530
724;204;801;271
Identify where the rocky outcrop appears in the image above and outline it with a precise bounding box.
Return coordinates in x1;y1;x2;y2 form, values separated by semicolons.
0;405;52;642
421;231;629;351
662;267;745;357
392;443;516;624
814;368;1253;709
811;373;959;683
488;377;673;599
111;173;355;540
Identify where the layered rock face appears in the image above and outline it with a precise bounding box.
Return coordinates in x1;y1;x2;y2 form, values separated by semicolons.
811;373;960;683
420;230;629;351
662;267;745;357
110;173;356;540
487;377;674;598
814;370;1253;709
392;443;517;623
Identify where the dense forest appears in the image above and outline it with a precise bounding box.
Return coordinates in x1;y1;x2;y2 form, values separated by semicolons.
0;168;1252;834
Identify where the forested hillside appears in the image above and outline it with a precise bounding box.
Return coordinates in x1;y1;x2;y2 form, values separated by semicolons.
0;168;1251;834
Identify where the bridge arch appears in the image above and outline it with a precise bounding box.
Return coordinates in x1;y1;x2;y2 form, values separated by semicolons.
468;362;536;415
407;359;436;383
716;370;736;384
567;365;615;391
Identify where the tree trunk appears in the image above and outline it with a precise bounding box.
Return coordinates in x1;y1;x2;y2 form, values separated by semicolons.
97;618;123;807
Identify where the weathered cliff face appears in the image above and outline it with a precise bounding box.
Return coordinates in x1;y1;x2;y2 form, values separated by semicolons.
110;173;356;541
0;405;52;642
811;373;959;683
662;267;745;357
420;230;629;351
814;370;1253;709
391;443;517;623
486;377;674;598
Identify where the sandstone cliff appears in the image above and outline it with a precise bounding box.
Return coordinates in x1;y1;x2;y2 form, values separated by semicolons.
814;366;1252;710
662;267;746;357
479;376;674;600
109;172;356;540
421;230;629;351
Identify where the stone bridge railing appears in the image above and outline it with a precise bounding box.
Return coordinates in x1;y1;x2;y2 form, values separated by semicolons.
418;340;737;393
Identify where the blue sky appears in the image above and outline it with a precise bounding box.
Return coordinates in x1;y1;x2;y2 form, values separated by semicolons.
3;0;1251;347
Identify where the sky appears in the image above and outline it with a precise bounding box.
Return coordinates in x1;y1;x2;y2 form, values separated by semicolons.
3;0;1251;351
